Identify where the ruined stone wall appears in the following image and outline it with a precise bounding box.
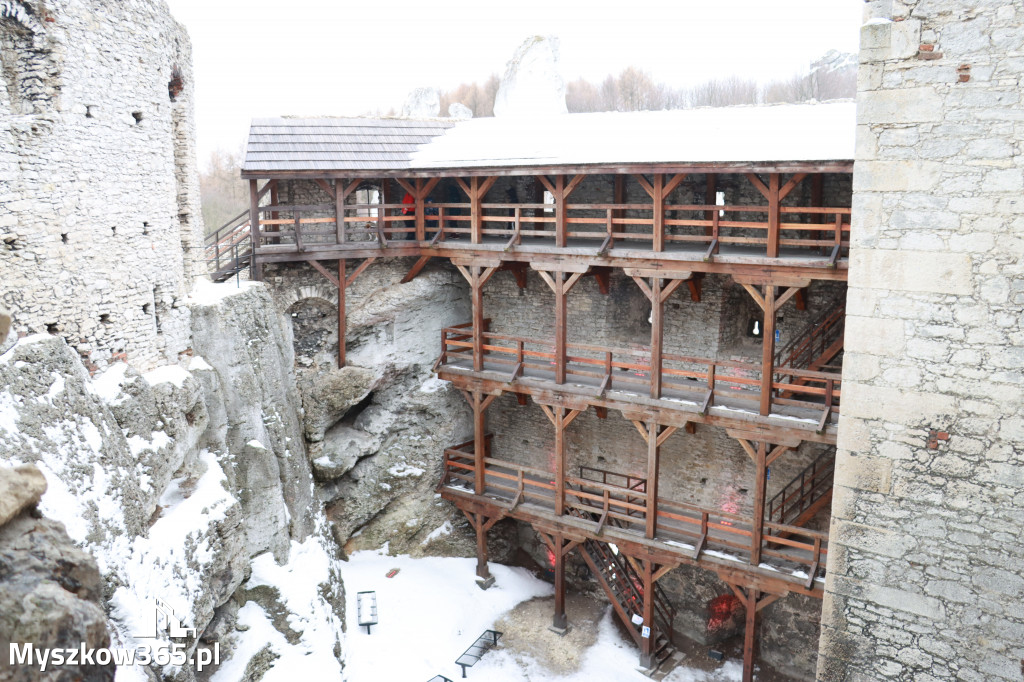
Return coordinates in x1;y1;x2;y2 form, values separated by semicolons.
819;2;1024;680
0;0;203;372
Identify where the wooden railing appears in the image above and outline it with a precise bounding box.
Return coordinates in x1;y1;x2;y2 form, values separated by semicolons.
441;446;828;583
767;449;835;527
438;326;841;422
204;209;252;280
247;195;851;261
776;303;846;371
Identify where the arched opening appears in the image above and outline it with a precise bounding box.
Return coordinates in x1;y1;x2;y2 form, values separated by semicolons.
287;297;337;369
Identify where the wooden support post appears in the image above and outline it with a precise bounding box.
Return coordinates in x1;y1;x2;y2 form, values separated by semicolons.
639;559;656;668
650;277;663;399
646;421;660;540
751;441;767;566
338;259;346;367
705;173;717;237
466;390;496;496
474;512;490;580
536;269;585;385
553;175;566;247
473;267;485;372
761;285;777;416
555;273;567;383
555;408;567;517
652;173;664;252
249;179;262;280
767;173;780;258
470;177;482;244
414;178;426;242
552;532;568;630
743;588;759;682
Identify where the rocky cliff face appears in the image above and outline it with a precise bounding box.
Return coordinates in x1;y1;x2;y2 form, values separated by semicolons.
0;282;345;681
264;259;487;559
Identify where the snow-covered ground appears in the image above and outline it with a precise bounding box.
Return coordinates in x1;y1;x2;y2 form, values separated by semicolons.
339;550;742;682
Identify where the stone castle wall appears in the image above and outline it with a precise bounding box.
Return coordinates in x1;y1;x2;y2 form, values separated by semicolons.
0;0;204;372
819;2;1024;680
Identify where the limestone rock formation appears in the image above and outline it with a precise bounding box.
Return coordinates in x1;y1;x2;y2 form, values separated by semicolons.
0;511;113;682
493;35;568;118
0;307;10;346
448;102;473;120
402;87;441;118
299;366;377;443
0;464;46;527
0;281;346;681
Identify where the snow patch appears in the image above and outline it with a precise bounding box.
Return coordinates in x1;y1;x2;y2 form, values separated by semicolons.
89;362;130;404
188;355;213;372
189;278;262;307
144;365;190;388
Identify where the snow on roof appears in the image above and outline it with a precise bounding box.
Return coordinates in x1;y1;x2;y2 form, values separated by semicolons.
411;101;856;169
243;101;855;174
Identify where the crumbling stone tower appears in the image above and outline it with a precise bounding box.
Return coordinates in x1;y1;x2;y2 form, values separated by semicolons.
819;1;1024;679
0;0;203;371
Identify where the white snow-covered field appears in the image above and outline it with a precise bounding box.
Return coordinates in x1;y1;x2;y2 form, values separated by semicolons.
340;550;742;682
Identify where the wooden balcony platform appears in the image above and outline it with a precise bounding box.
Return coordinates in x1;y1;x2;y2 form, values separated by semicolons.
439;447;827;599
436;327;840;445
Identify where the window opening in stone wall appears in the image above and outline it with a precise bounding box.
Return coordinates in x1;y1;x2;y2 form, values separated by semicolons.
99;314;112;325
142;222;149;235
543;190;554;214
45;322;58;335
168;65;184;101
60;232;67;243
85;105;95;118
132;111;143;124
716;190;725;217
747;318;762;338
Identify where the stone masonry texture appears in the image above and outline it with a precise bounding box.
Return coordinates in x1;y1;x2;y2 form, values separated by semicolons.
0;0;204;372
818;2;1024;680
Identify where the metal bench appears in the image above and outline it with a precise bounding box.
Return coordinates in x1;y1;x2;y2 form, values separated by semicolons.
356;591;378;634
454;630;502;678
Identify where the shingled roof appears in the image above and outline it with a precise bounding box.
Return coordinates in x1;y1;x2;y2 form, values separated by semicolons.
243;117;456;172
242;102;856;175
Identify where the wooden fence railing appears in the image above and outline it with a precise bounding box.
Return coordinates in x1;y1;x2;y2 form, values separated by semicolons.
248;198;850;260
441;445;828;583
438;326;841;423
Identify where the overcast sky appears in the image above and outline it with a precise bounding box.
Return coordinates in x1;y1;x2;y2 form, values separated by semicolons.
163;0;864;165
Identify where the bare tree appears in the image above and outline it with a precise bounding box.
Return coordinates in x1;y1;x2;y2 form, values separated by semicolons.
200;147;247;235
566;77;602;113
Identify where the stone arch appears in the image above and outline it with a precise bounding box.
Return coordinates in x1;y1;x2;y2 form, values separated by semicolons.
279;283;339;312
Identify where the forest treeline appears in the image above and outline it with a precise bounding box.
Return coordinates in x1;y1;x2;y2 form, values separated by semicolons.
201;54;855;232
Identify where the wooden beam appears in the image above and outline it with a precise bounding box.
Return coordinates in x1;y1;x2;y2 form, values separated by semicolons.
400;255;432;283
760;285;777;416
652;173;665;252
743;587;758;682
249;179;262;280
742;283;766;312
338;259;345;367
745;173;770;200
315;178;336;200
767;173;781;258
751;442;767;566
553;533;568;630
309;259;340;289
766;444;791;467
345;257;377;287
664;172;687;196
646;420;660;539
633;173;654;198
650;277;664;399
564;173;585;198
779;172;808;201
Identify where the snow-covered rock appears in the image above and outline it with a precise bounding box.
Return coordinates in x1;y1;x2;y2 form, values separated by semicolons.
493;35;568;118
402;87;441;118
0;281;346;681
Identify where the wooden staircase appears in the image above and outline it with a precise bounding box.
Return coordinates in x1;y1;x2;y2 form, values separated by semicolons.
776;302;845;374
569;507;677;672
766;448;835;533
204;210;252;282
